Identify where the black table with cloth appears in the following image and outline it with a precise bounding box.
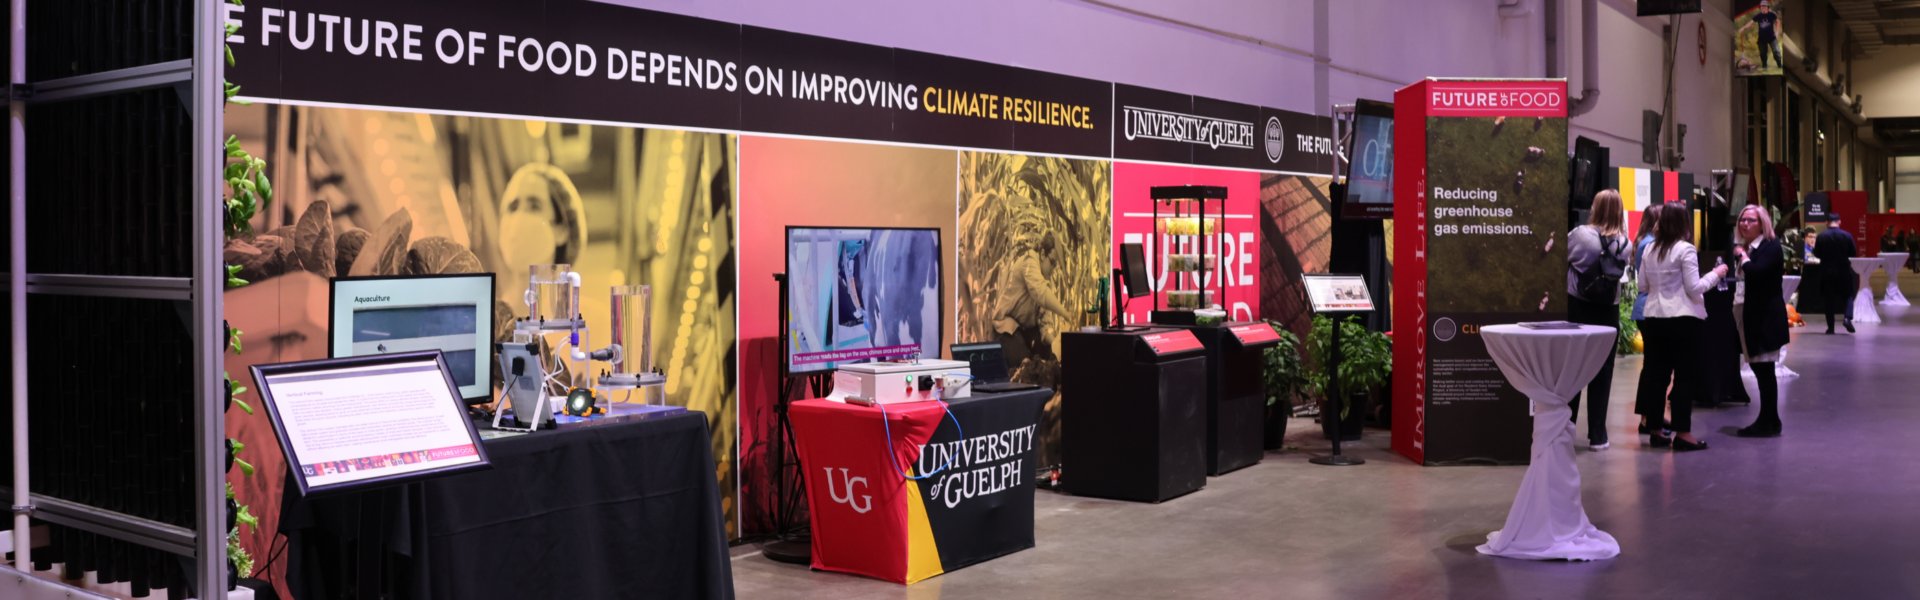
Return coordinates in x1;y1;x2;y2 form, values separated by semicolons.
278;411;734;600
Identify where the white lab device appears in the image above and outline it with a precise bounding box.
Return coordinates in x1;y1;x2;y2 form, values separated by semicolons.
827;359;972;405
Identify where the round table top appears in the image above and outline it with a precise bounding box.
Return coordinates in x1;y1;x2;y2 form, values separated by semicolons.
1480;323;1616;339
1849;257;1882;273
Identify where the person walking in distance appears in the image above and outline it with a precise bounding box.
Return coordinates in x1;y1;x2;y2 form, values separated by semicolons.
1814;213;1859;334
1566;190;1630;450
1635;203;1727;452
1731;205;1791;437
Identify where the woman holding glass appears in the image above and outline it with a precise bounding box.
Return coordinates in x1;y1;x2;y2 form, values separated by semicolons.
1635;203;1727;451
1732;205;1790;437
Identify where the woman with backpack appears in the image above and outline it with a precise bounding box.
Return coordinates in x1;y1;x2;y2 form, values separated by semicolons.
1636;203;1729;452
1567;190;1631;450
1732;205;1790;437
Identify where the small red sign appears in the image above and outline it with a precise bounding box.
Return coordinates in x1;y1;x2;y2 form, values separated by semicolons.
1228;324;1281;345
1140;330;1203;355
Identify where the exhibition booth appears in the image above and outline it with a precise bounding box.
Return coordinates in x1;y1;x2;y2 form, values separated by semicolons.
10;0;1904;598
204;0;1660;586
209;0;1355;596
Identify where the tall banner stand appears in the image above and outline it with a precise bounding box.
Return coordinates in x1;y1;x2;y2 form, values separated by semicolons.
1391;79;1570;466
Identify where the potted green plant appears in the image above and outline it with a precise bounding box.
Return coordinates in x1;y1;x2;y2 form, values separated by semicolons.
1307;314;1391;442
1260;321;1308;449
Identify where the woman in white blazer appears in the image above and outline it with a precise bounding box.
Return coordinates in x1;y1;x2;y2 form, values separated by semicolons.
1633;203;1728;452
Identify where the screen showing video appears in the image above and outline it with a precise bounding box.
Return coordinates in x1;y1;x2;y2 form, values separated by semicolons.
785;228;941;374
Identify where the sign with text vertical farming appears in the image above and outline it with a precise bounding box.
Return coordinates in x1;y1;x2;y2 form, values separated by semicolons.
1392;79;1568;466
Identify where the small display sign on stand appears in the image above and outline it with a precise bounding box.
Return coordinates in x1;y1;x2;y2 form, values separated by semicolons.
1302;274;1375;466
252;350;492;497
1139;330;1204;355
1304;274;1376;313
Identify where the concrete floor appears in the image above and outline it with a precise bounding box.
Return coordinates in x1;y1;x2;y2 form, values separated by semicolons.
733;301;1920;600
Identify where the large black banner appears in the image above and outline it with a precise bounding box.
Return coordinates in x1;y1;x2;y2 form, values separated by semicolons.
226;0;1322;168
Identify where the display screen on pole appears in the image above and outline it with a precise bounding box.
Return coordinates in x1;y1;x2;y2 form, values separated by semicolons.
330;273;494;404
785;227;942;374
1342;100;1394;219
1304;274;1375;312
252;351;491;497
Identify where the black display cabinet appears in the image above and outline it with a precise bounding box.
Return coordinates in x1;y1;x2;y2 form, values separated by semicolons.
1060;328;1208;503
1163;322;1283;476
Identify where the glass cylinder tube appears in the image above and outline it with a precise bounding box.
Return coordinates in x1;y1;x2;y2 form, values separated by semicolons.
610;285;653;376
529;264;575;323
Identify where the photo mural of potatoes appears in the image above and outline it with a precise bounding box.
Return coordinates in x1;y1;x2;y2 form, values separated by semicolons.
223;103;742;588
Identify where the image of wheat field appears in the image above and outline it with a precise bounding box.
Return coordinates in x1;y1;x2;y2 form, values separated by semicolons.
957;152;1111;469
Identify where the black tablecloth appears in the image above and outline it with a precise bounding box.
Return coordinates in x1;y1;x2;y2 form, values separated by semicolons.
279;411;733;600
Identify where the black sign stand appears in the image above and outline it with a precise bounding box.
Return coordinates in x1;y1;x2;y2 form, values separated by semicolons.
1304;274;1374;467
763;273;826;565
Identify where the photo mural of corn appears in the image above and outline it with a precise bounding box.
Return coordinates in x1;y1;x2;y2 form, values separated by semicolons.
957;152;1111;470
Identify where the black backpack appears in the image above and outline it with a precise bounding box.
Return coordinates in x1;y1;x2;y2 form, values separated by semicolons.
1575;230;1626;302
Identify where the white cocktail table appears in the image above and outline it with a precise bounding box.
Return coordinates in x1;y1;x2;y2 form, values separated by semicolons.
1743;275;1800;380
1850;257;1882;324
1881;253;1909;306
1476;324;1620;561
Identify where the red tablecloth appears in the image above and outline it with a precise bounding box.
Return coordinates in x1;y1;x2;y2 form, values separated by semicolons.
788;389;1046;584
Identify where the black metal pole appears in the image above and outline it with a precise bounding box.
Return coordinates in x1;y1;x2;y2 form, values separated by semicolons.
1311;316;1365;466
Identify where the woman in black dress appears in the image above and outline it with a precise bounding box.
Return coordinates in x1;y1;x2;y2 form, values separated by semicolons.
1731;204;1791;437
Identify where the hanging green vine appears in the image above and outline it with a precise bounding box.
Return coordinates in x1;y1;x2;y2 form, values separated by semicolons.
220;0;268;582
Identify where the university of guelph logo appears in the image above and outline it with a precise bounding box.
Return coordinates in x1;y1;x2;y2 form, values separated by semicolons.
822;467;872;514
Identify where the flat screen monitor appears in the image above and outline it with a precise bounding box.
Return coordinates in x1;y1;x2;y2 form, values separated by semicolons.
251;351;491;497
1343;99;1394;219
950;342;1010;383
330;273;494;403
785;227;942;375
1119;242;1151;298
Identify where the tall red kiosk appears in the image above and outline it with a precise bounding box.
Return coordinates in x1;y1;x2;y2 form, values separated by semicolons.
1391;79;1571;466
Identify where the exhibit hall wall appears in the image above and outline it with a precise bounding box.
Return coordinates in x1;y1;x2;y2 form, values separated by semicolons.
219;0;1340;551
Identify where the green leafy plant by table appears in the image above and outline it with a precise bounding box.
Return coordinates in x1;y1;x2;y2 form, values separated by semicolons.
221;0;270;582
1615;279;1641;356
1261;321;1309;409
1306;314;1392;420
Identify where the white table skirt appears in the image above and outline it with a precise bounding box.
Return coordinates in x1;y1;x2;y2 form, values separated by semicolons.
1882;253;1909;306
1741;275;1799;379
1476;324;1620;561
1850;257;1882;324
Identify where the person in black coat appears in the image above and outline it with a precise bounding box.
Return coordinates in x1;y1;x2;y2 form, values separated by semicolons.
1732;205;1791;437
1813;213;1859;334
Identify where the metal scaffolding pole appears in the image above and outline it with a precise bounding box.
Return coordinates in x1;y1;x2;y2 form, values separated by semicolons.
192;0;228;595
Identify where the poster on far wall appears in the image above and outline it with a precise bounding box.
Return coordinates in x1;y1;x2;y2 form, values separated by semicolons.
957;152;1111;471
1734;0;1792;77
1111;163;1261;324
